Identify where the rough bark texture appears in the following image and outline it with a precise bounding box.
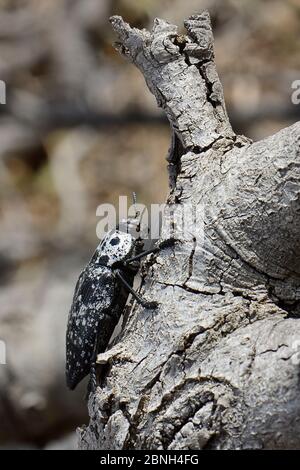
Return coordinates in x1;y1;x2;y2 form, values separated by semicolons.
78;12;300;450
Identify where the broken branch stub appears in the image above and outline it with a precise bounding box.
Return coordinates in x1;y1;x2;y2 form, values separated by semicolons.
110;12;234;151
79;12;300;450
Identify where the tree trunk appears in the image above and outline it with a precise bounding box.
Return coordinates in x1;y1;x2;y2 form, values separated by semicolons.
78;11;300;450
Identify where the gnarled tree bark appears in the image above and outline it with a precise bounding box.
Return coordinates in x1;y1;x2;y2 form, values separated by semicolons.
78;11;300;450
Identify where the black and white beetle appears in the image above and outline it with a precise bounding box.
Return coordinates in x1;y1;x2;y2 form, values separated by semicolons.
66;204;173;392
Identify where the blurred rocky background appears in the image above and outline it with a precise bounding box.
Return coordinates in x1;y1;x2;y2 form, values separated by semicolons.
0;0;299;450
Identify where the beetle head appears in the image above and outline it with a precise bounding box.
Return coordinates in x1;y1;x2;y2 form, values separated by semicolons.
94;230;135;267
118;192;148;240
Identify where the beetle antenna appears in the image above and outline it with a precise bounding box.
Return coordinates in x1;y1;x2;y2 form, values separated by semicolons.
131;192;147;247
132;191;137;208
132;191;139;219
132;191;141;234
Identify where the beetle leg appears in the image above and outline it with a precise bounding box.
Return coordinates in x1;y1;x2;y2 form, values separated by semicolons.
86;329;102;398
89;363;97;392
123;238;176;266
115;270;158;309
85;362;97;400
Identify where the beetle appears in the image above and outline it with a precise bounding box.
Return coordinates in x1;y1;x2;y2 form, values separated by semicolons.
66;207;173;392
